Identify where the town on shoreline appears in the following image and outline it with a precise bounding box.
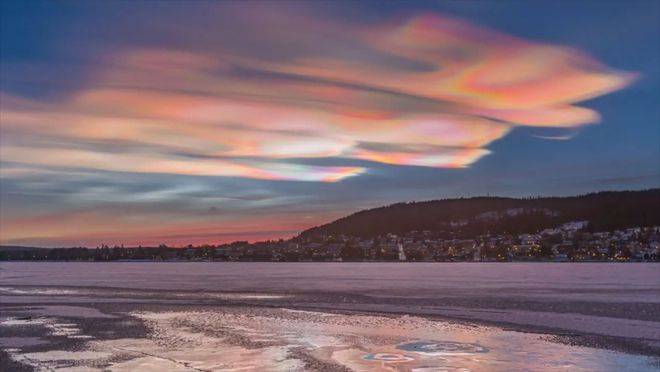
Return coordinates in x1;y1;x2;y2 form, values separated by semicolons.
3;221;658;263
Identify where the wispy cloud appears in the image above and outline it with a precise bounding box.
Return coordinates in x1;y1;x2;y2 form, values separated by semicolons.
532;134;575;141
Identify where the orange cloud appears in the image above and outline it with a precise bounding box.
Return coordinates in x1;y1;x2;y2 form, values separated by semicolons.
0;10;634;183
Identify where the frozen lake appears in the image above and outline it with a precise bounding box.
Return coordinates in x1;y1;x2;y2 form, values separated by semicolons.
1;262;659;371
2;261;658;298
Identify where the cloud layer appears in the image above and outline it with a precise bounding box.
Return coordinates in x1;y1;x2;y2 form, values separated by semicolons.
0;3;643;246
1;10;633;183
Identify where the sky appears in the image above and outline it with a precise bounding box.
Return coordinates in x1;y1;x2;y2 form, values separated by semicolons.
1;1;658;247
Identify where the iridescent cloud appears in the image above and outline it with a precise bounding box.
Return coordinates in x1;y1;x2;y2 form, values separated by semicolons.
1;8;634;185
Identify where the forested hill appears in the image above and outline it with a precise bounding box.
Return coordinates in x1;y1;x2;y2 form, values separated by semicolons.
299;189;660;239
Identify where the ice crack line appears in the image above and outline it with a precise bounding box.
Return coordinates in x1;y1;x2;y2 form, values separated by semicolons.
111;346;210;372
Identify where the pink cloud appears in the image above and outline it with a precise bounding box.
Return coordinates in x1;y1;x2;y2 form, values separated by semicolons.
0;10;634;182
